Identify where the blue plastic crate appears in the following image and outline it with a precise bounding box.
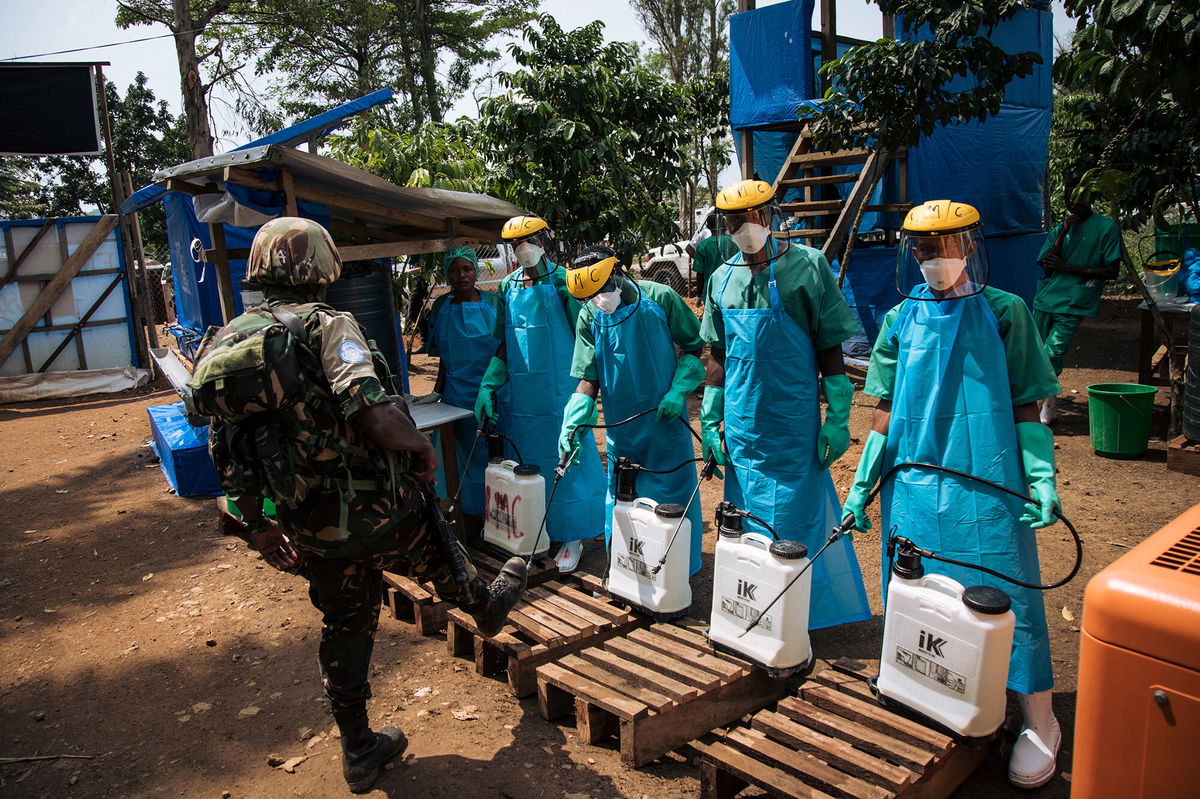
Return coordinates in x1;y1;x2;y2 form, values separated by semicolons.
147;401;222;496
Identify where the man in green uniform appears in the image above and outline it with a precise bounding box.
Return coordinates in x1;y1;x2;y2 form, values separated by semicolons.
1032;182;1122;423
191;218;526;794
685;211;730;303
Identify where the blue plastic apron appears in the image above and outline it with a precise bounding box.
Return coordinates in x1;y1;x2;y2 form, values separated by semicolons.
881;290;1053;695
430;298;497;515
500;266;605;543
717;262;872;629
593;285;703;575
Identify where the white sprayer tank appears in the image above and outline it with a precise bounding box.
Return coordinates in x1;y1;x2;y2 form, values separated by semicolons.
708;527;813;674
877;568;1015;738
608;497;692;618
482;459;547;557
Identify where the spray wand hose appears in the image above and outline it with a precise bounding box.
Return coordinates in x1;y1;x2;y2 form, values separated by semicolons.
736;460;1084;639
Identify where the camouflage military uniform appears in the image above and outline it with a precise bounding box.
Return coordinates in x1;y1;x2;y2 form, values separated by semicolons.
195;218;479;713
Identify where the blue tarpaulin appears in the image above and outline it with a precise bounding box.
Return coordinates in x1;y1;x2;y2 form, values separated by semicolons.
900;7;1053;235
147;401;222;496
730;0;815;130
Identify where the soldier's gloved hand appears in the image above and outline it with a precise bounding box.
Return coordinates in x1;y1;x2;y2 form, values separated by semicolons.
251;520;300;571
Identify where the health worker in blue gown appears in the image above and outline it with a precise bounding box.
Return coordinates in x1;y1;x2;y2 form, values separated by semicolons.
558;246;707;576
699;179;871;631
473;216;606;572
842;200;1063;789
412;246;501;524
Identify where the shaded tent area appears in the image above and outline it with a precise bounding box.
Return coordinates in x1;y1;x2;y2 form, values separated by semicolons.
728;0;1054;353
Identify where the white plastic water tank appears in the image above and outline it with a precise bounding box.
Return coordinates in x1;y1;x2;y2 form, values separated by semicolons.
876;566;1015;738
708;523;813;675
482;459;547;557
607;497;692;618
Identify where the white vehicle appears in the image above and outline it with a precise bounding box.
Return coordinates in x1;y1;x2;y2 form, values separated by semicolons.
636;240;691;295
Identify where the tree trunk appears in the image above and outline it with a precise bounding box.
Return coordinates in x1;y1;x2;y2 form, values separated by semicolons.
416;0;443;122
172;0;214;159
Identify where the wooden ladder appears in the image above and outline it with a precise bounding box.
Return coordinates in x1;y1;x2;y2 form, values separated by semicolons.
770;127;911;263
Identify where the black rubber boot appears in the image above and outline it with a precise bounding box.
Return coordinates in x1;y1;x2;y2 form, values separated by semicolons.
467;556;528;637
333;706;408;794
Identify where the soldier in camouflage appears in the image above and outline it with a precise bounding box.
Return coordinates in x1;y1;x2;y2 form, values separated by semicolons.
194;217;527;794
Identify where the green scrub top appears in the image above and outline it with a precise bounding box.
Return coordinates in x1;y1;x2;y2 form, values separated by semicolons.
425;289;501;358
570;279;704;381
699;244;860;351
492;261;583;341
864;287;1060;406
692;235;730;297
1033;213;1122;317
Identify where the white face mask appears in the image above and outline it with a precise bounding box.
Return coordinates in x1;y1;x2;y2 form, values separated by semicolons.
514;242;544;269
591;289;622;314
731;223;770;254
919;257;967;291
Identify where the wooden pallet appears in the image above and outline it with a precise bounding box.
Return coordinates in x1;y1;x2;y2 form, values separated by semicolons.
446;578;647;697
695;660;986;799
1168;435;1200;476
465;543;560;588
380;548;560;636
536;618;788;767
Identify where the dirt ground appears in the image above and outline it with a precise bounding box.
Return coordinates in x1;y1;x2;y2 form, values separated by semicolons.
1;296;1196;799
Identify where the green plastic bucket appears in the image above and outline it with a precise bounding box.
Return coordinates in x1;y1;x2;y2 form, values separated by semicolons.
1086;383;1157;458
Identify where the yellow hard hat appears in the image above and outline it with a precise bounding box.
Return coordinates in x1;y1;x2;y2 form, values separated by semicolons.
902;200;981;236
501;215;549;241
716;179;775;212
565;247;618;300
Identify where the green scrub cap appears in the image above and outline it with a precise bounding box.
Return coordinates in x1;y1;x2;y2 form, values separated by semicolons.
442;246;478;280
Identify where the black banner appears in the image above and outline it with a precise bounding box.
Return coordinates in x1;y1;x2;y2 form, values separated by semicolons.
0;63;102;155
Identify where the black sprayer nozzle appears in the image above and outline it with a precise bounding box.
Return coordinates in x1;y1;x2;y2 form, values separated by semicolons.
889;536;925;580
555;450;573;478
700;454;717;481
615;458;640;502
715;501;744;538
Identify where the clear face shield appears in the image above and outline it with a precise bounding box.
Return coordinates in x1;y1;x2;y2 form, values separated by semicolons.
510;230;555;274
715;202;794;268
896;225;989;300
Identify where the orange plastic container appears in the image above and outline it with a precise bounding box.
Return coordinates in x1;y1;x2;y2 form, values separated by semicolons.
1072;504;1200;798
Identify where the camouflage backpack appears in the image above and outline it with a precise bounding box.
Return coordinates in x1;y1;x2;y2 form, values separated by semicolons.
189;304;313;422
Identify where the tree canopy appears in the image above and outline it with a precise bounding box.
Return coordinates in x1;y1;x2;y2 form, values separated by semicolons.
475;15;693;260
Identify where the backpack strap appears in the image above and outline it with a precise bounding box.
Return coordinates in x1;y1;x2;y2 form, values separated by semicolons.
269;304;310;345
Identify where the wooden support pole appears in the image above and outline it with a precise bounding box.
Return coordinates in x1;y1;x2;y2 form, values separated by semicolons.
740;129;755;181
208;222;238;324
820;0;837;93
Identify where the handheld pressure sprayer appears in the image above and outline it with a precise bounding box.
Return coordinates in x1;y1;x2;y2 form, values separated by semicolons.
444;418;524;520
735;460;1084;640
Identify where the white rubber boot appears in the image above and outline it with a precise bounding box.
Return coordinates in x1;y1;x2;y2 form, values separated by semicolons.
1009;690;1061;788
554;539;583;573
1038;396;1059;425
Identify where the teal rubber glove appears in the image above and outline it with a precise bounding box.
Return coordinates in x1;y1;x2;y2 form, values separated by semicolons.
558;393;597;464
473;356;508;423
817;374;855;469
843;430;887;531
700;385;725;478
1017;421;1061;529
656;353;705;422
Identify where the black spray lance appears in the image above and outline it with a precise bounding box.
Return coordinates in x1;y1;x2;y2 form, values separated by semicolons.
736;460;1084;639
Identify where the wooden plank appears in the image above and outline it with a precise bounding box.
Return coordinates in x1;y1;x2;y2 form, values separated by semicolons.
779;200;845;213
550;582;631;621
655;621;757;668
824;148;891;267
626;628;747;680
166;178;220;196
579;647;700;703
576;696;620;744
507;605;578;642
0;214;118;369
280;168;299;216
800;684;952;754
776;697;934;773
556;654;676;713
603;637;723;691
0;218;56;289
384;573;434;604
699;753;750;799
538;675;574;720
778;228;830;240
536;662;651;721
779;174;858;188
724;726;892;799
789;149;871;168
697;739;839;799
528;586;614;629
474;635;506;676
447;616;476;658
523;593;599;634
752;710;915;792
812;669;877;705
620;668;786;767
899;737;987;799
1168;435;1200;476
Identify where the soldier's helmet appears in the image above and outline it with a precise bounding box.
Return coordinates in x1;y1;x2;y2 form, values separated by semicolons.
246;217;342;286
